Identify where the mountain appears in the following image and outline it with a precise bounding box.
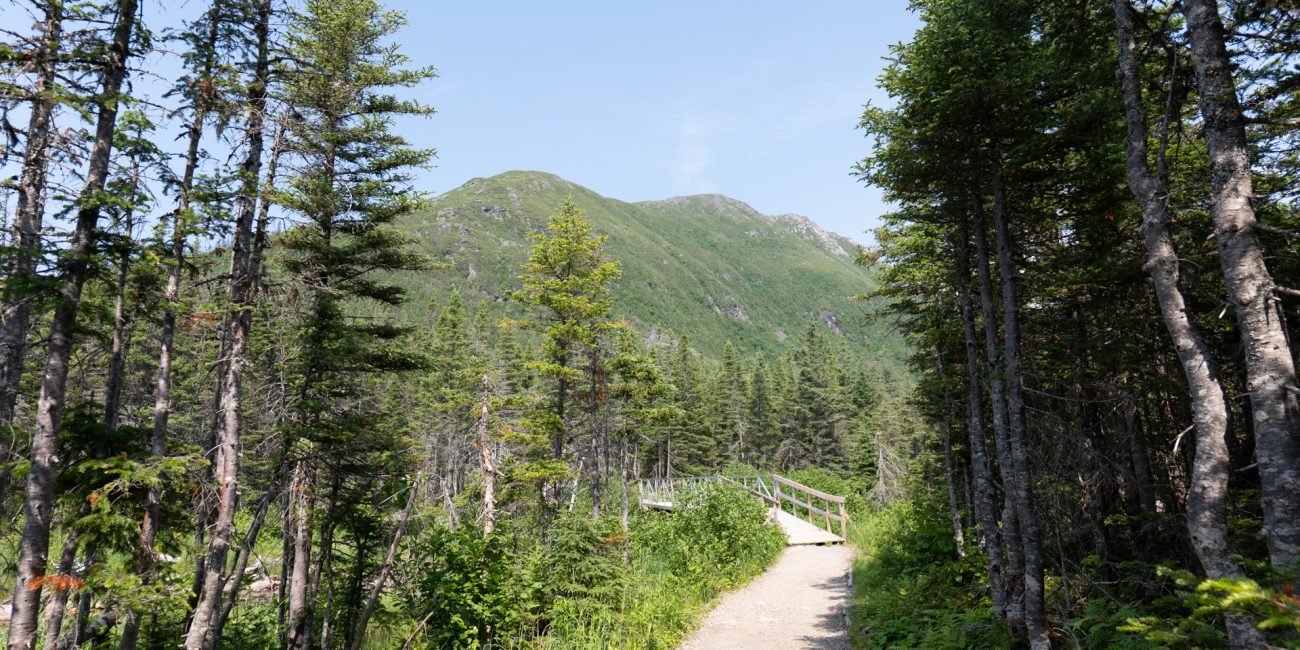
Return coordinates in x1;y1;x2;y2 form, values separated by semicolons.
394;170;903;360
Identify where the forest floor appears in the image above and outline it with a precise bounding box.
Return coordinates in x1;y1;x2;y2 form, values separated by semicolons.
679;544;854;650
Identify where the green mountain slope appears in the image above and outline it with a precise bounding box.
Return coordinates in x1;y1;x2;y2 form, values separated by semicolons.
396;170;902;360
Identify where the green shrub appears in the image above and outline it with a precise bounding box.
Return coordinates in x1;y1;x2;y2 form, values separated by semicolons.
545;483;784;649
537;513;629;613
634;483;785;587
401;526;529;649
850;499;1012;649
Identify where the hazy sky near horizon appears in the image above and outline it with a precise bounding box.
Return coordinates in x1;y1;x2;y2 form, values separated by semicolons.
395;2;919;242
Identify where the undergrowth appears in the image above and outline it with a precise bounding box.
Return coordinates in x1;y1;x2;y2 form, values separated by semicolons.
848;499;1300;649
350;482;785;649
849;499;1012;649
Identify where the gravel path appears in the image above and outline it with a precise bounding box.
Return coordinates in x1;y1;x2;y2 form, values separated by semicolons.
679;545;854;650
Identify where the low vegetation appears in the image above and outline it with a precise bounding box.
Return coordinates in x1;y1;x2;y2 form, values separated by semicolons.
208;484;784;650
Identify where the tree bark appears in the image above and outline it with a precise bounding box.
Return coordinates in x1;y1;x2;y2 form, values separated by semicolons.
204;482;275;650
991;162;1050;650
7;3;137;647
956;221;1007;619
0;1;63;449
476;376;497;534
972;189;1025;630
1182;0;1300;569
1111;2;1267;645
182;0;273;645
933;348;967;557
285;461;313;650
39;519;81;650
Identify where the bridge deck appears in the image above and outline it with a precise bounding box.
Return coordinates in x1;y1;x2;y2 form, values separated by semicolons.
774;509;844;545
639;473;849;545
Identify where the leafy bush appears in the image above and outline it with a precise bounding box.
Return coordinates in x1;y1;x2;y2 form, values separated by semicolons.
634;482;785;587
545;483;784;649
1116;566;1300;648
401;526;529;649
850;499;1012;649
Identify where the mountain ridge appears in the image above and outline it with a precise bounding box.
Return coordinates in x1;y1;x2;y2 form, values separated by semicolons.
394;170;902;361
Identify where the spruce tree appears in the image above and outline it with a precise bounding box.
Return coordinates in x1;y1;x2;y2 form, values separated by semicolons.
507;199;621;509
267;1;435;646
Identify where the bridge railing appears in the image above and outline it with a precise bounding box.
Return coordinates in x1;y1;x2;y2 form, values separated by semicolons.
772;474;849;540
637;473;850;541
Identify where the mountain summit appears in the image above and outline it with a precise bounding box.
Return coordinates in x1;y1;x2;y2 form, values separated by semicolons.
397;171;900;358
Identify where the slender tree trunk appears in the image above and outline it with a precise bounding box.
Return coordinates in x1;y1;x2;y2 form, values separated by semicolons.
68;173;141;648
285;461;313;650
991;162;1050;650
127;13;215;646
476;376;497;534
1111;3;1266;644
1181;0;1300;569
183;1;273;645
1125;395;1158;516
39;521;80;650
956;222;1007;619
349;474;420;650
620;431;630;533
204;483;275;650
102;142;143;449
589;346;603;518
972;191;1025;629
934;348;966;556
7;4;137;647
0;1;63;451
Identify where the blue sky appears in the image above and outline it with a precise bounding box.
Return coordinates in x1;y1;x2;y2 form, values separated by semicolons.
392;2;919;242
1;1;919;242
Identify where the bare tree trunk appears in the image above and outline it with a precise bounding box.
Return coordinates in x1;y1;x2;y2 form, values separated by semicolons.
0;1;63;452
1182;0;1300;569
40;522;80;650
1124;395;1157;516
934;348;966;556
7;3;137;648
991;162;1050;650
285;461;313;650
476;376;497;534
956;222;1007;619
972;193;1025;630
204;484;275;650
182;0;273;645
1111;3;1266;645
620;432;630;534
588;346;603;519
101;140;144;449
349;474;420;650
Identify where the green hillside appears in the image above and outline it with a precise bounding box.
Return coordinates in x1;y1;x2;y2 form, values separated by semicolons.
397;170;902;360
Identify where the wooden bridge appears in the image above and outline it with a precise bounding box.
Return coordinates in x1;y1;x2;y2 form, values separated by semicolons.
637;474;849;545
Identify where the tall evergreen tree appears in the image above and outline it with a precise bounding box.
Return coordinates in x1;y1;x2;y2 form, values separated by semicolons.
507;199;621;507
240;1;435;647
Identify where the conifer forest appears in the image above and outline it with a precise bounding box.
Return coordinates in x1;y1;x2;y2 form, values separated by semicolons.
0;0;1298;648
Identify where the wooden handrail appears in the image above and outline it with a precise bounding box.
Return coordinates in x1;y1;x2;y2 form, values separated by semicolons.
637;472;850;541
772;474;845;504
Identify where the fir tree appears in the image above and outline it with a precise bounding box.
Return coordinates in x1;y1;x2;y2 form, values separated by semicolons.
272;1;435;646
